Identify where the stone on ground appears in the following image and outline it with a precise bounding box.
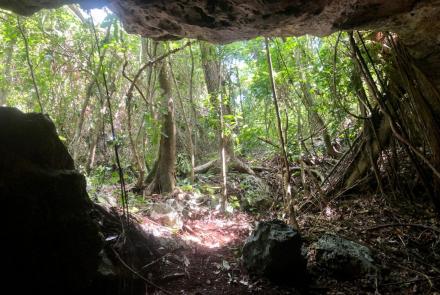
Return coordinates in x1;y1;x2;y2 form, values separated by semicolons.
310;233;377;280
234;174;272;211
150;201;184;229
242;219;307;283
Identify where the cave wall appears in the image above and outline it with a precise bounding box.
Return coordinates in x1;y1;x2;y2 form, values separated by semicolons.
0;107;103;294
108;0;439;45
0;1;436;42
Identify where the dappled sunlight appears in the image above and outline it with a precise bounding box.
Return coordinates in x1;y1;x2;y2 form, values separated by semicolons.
138;208;252;249
180;211;252;248
140;216;176;239
324;205;336;221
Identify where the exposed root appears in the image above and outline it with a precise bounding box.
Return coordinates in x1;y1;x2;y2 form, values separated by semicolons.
323;110;391;196
193;156;255;175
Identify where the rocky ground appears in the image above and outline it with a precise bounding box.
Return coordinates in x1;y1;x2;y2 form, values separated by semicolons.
94;174;440;295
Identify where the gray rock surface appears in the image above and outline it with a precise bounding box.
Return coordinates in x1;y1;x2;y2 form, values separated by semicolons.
311;234;377;280
235;174;272;211
242;219;306;283
0;107;102;294
1;1;435;42
150;201;184;229
0;107;155;295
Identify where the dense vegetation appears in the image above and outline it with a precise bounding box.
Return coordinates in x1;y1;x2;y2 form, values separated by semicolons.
0;7;369;196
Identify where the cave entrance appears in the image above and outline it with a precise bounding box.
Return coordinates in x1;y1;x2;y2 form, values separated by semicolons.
1;2;440;294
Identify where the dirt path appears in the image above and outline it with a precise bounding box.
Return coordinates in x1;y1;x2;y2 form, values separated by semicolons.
134;192;440;295
102;180;440;295
139;211;296;294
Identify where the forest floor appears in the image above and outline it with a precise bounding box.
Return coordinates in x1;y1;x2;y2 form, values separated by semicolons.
96;170;440;294
133;193;301;295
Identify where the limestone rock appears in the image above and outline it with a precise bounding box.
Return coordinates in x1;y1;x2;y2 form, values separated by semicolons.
0;107;157;294
0;107;102;294
310;233;377;280
2;1;435;43
236;174;272;211
242;219;306;283
150;201;183;229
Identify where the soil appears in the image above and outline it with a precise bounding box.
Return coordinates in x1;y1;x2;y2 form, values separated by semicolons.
121;190;440;295
95;153;440;295
139;210;296;294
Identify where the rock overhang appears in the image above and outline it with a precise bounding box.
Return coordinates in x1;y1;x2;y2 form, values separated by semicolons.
1;0;439;84
0;1;435;42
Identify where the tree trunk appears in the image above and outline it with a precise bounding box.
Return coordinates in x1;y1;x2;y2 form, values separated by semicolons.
146;46;176;194
199;41;229;211
168;59;195;183
265;38;299;230
0;37;16;105
199;41;254;178
126;91;145;190
17;16;43;113
294;47;339;158
219;87;228;212
85;81;106;173
71;81;94;163
323;108;391;195
324;34;394;195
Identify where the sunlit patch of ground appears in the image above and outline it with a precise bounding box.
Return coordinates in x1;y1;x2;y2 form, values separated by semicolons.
138;209;252;249
134;205;294;294
136;190;440;294
94;186;299;293
180;211;252;248
95;179;440;294
139;216;177;239
133;203;271;294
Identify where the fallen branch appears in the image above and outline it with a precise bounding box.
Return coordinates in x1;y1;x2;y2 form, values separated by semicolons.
251;166;273;172
194;159;217;174
258;137;280;149
142;251;173;270
127;41;193;95
160;273;186;282
193;157;255;175
381;276;440;287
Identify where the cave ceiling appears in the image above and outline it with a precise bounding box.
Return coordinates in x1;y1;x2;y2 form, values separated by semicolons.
1;0;440;85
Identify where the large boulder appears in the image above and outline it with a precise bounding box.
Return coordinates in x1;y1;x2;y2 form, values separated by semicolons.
310;233;377;280
0;107;103;294
242;219;306;283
